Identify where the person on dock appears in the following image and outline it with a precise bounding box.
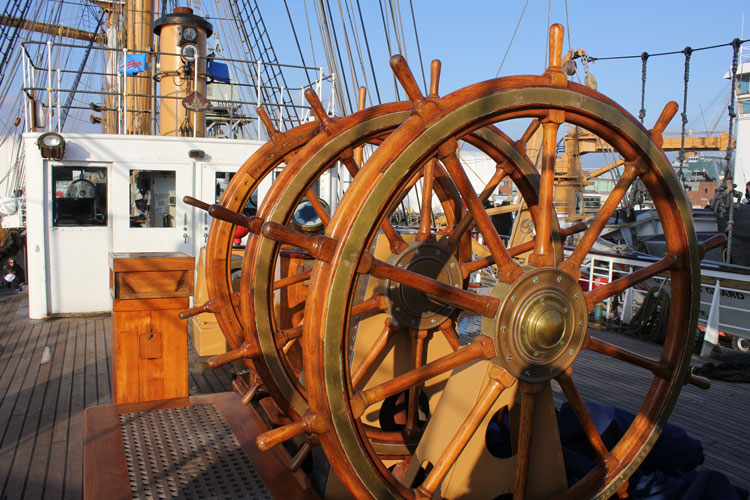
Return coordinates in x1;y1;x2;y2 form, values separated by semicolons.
1;257;24;290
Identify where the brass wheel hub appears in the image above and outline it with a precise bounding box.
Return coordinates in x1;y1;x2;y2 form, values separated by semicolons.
384;242;463;329
484;268;588;382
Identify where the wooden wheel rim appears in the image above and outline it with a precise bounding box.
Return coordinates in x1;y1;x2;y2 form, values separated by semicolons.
305;80;699;500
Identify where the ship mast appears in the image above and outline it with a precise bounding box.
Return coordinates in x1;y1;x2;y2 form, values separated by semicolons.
125;0;154;134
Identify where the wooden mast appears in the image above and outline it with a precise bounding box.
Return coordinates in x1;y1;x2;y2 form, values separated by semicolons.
125;0;154;134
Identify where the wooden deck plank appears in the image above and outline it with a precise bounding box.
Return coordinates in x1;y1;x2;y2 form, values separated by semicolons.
24;319;67;500
44;318;78;500
94;317;111;405
4;321;55;500
63;318;87;500
0;322;49;495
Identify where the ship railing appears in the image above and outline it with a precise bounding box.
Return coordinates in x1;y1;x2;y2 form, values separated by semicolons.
574;247;750;351
19;40;335;139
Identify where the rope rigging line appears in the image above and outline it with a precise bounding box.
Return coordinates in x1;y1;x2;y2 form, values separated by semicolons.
626;51;651;214
388;0;406;59
303;0;319;69
341;0;373;107
323;0;354;113
586;37;750;61
677;46;692;189
283;0;314;86
639;52;648;124
335;0;363;103
378;0;400;101
355;0;382;104
407;0;426;93
719;38;742;263
495;0;530;77
313;0;347;115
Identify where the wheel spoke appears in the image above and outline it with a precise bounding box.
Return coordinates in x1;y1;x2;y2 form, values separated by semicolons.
361;254;500;317
584;254;677;310
406;329;429;436
443;163;509;249
584;331;672;377
439;144;522;283
417;160;437;242
351;319;396;389
416;366;514;497
528;118;561;268
438;321;461;351
461;222;588;277
555;367;610;463
560;162;640;277
304;187;331;227
351;293;388;317
273;269;312;290
349;336;495;419
514;381;543;500
341;154;409;254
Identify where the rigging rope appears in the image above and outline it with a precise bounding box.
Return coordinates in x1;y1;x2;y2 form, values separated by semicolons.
341;0;373;107
323;0;353;113
495;0;530;77
283;0;314;85
588;38;750;61
676;47;692;188
355;0;381;104
718;38;742;263
407;0;426;92
627;52;650;214
378;0;400;101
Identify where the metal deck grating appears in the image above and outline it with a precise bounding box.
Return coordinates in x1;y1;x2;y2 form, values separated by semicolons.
119;404;272;499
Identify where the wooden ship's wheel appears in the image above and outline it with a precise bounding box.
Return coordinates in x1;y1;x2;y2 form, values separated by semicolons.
285;25;723;499
192;61;578;469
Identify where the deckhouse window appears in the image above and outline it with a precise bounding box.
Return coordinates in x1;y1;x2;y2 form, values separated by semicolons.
52;166;108;226
129;170;176;228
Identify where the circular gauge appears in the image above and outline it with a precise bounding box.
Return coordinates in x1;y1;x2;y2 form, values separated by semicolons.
181;44;197;61
181;26;198;44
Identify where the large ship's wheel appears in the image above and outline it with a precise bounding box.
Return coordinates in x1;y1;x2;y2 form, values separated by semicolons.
300;26;720;499
221;66;575;461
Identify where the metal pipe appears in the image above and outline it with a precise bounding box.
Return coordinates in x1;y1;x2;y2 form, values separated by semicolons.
56;69;61;132
47;41;52;131
194;53;199;138
21;50;28;132
122;48;128;135
256;60;262;139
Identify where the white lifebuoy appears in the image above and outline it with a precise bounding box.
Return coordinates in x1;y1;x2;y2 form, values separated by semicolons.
0;197;18;216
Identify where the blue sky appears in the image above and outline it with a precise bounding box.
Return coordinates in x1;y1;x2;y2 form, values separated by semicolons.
259;0;748;135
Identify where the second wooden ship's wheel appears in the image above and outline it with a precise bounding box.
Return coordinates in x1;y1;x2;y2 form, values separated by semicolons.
290;25;722;499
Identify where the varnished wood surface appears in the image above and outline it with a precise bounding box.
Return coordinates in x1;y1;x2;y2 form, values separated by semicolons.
0;290;748;497
0;291;235;499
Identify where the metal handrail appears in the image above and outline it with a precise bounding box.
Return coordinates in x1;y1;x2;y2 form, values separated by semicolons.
20;39;335;138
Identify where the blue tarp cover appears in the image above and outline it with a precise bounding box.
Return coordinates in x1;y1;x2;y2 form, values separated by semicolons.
485;401;748;500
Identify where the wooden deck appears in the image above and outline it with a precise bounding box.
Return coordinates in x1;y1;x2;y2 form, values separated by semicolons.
0;290;748;498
